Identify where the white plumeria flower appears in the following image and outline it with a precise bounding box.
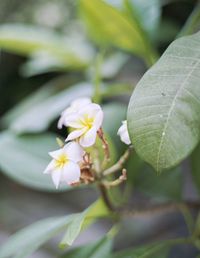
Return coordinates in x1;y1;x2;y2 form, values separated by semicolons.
44;142;84;188
58;97;91;129
117;120;131;145
65;103;103;147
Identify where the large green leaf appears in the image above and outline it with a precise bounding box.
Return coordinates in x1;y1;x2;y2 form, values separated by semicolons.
127;32;200;172
79;0;156;64
0;199;109;258
5;82;93;133
0;131;68;191
0;24;92;70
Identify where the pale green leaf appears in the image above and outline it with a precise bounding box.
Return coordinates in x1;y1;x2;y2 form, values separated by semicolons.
60;199;110;247
0;24;92;70
6;82;92;133
0;215;73;258
0;131;68;191
124;0;161;39
127;32;200;171
79;0;156;64
0;199;110;258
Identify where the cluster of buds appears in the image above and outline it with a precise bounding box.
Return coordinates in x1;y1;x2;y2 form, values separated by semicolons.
44;98;131;189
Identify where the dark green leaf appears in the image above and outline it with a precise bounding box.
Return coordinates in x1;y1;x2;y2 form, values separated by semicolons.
134;165;182;201
127;32;200;171
191;143;200;194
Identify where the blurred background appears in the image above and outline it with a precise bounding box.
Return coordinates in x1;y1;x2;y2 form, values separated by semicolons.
0;0;200;257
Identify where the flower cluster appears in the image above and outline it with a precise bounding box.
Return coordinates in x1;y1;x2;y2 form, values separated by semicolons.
44;98;131;188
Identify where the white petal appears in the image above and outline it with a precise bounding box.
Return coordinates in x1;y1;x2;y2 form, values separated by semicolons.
44;160;56;174
93;109;104;129
117;121;131;145
79;103;101;117
51;169;62;189
61;162;80;184
65;128;86;142
71;98;91;109
64;114;83;128
64;142;85;162
79;126;97;147
49;148;64;159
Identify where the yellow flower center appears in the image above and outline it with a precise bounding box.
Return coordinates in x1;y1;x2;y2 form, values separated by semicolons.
55;154;68;168
80;115;94;129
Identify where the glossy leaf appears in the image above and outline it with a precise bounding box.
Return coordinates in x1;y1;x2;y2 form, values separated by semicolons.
128;32;200;172
0;131;68;191
79;0;155;64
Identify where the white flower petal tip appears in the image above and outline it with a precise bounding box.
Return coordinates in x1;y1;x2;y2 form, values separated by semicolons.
117;120;131;145
57;97;92;129
64;102;104;147
43;142;84;189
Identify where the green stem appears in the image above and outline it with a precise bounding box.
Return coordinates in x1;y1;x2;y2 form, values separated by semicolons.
98;183;115;212
93;50;105;103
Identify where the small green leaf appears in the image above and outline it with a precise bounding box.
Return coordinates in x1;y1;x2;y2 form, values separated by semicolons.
0;131;68;191
79;0;155;64
127;32;200;172
61;235;113;258
60;199;110;247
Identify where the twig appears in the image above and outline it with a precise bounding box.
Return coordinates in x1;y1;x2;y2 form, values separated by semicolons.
102;169;127;188
103;148;131;176
97;128;110;161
